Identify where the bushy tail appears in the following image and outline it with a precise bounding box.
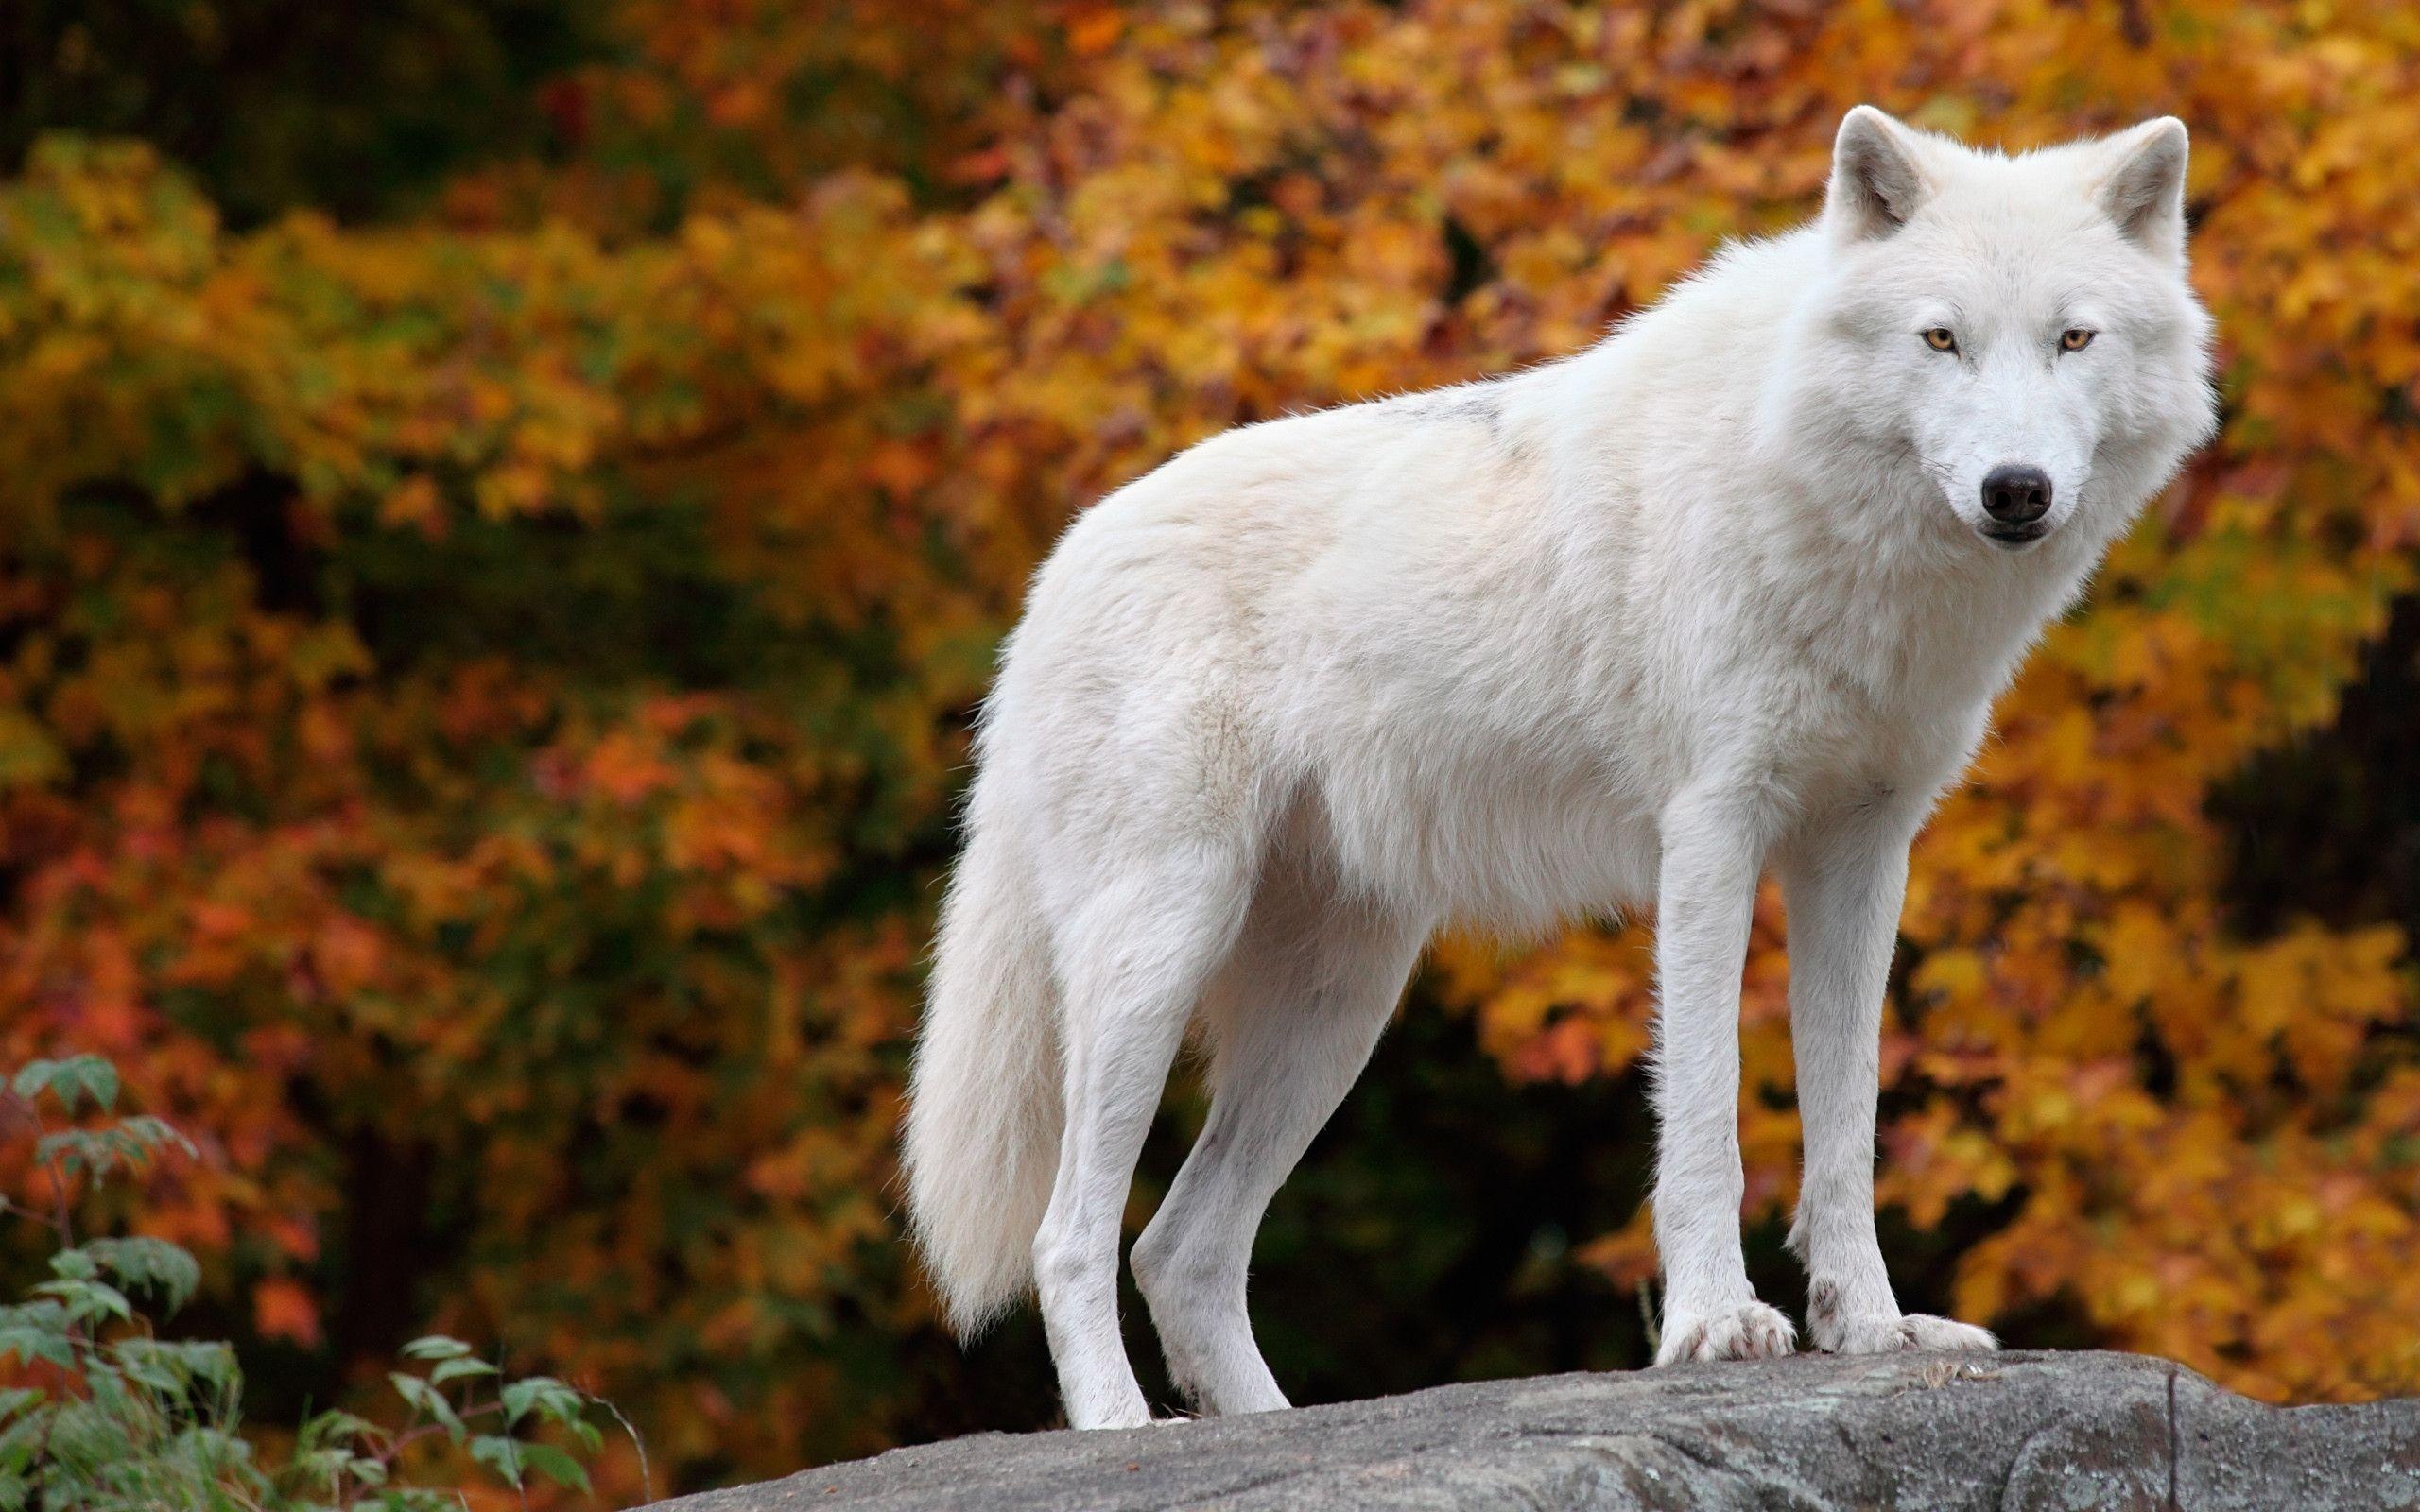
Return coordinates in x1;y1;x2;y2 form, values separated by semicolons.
902;823;1063;1336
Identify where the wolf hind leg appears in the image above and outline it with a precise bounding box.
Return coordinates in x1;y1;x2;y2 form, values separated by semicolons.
1132;868;1426;1417
1031;837;1259;1430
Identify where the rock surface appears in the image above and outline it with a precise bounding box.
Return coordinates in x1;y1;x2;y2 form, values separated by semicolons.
654;1350;2420;1510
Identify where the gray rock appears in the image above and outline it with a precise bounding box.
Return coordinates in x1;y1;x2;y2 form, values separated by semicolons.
653;1351;2420;1511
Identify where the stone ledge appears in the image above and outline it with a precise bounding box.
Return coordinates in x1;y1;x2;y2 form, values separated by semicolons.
652;1350;2420;1510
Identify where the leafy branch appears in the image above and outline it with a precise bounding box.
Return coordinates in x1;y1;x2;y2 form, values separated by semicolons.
0;1056;647;1510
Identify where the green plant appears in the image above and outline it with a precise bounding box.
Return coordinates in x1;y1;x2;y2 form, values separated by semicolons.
0;1055;640;1510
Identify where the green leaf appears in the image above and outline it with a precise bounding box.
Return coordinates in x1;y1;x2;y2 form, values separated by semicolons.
428;1355;496;1385
114;1337;237;1390
35;1127;157;1180
398;1335;472;1361
388;1374;465;1443
32;1276;132;1327
0;1323;72;1372
32;1130;94;1176
298;1408;380;1449
10;1056;117;1113
290;1442;352;1493
0;1408;46;1472
114;1115;198;1160
517;1440;592;1493
81;1236;201;1312
499;1374;581;1427
468;1434;525;1486
109;1345;185;1395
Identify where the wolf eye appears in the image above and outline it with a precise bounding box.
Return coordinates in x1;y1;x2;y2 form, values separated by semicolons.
1922;327;1959;353
2059;328;2096;352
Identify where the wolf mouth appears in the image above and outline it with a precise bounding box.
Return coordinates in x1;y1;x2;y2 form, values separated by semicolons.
1979;522;2049;548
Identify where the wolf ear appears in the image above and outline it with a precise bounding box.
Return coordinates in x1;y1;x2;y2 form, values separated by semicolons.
2097;117;2189;260
1826;106;1931;242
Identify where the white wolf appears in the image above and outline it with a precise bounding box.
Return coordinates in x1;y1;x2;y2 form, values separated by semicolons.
903;106;2217;1430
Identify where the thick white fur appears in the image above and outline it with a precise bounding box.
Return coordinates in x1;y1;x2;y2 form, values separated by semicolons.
901;107;2217;1430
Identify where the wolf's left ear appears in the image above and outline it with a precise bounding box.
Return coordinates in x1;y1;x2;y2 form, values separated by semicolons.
1826;106;1933;241
2097;117;2190;260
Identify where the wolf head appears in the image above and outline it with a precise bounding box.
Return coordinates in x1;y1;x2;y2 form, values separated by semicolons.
1778;107;2218;556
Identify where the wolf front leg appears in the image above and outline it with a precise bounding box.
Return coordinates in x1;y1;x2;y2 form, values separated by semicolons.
1779;803;1996;1355
1650;794;1797;1365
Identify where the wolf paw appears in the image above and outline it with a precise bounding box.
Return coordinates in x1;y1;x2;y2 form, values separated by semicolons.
1655;1300;1798;1365
1072;1408;1191;1431
1818;1311;1997;1355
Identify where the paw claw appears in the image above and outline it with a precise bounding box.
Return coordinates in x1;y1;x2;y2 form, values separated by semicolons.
1655;1300;1798;1365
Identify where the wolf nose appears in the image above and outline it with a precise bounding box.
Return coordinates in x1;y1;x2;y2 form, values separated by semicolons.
1980;465;2053;524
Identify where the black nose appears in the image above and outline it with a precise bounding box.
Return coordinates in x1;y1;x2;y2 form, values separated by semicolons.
1980;465;2052;524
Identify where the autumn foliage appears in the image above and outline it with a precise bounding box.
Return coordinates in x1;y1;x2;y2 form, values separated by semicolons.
3;0;2418;1496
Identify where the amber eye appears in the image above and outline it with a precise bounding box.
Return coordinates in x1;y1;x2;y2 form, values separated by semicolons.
2060;328;2096;352
1922;327;1959;353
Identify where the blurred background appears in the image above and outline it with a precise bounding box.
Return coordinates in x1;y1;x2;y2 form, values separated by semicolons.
0;0;2415;1501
